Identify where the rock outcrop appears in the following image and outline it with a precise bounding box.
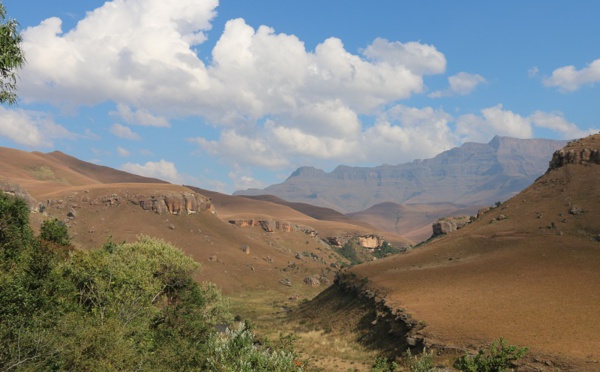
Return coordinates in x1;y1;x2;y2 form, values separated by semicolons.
432;216;473;237
132;192;213;215
0;179;38;211
358;235;385;249
40;190;214;217
548;145;600;170
228;218;317;235
325;233;387;249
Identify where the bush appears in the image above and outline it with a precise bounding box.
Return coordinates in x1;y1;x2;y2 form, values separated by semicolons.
372;356;398;372
40;218;71;246
405;348;435;372
0;194;304;371
454;338;528;372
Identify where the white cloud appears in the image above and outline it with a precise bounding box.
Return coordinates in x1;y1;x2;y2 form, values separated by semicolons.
362;38;446;75
110;123;140;140
0;107;75;148
190;130;289;169
20;2;446;123
117;146;130;157
20;0;217;109
110;103;170;127
121;159;183;183
456;104;532;142
361;105;456;163
430;72;486;98
543;58;600;92
191;103;594;171
528;66;539;78
456;105;595;143
530;111;595;139
229;171;264;191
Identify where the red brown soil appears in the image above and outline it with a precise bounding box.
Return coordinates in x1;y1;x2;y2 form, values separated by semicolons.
0;147;403;296
349;135;600;368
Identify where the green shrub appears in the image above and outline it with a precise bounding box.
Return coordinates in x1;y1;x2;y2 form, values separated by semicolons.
454;338;528;372
40;218;71;246
0;194;304;371
405;348;435;372
372;241;402;259
372;356;398;372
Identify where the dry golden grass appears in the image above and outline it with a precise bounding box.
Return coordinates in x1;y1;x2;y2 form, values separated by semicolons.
345;135;600;370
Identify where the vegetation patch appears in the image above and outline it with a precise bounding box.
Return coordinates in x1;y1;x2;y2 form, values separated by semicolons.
0;193;304;371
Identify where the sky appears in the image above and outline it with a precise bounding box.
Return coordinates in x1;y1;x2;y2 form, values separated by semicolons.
2;0;600;193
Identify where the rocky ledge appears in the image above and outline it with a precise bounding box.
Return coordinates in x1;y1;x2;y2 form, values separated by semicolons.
548;135;600;170
40;190;215;218
228;219;318;236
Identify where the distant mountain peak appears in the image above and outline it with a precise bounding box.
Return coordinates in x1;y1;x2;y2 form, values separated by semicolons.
236;137;568;214
287;166;327;180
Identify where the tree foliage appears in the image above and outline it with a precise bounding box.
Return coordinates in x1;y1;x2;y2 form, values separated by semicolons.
0;194;304;371
40;218;71;247
0;1;25;105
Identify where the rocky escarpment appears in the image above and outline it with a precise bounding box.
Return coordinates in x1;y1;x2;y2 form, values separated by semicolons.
326;233;388;250
228;219;318;235
228;219;388;250
548;137;600;170
40;190;215;220
299;271;426;356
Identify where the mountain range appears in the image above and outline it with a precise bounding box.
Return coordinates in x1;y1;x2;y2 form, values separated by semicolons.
236;136;568;212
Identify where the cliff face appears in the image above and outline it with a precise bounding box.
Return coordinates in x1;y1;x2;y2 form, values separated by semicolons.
39;190;215;220
236;136;568;213
548;137;600;170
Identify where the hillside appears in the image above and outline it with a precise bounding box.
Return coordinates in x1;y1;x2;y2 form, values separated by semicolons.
0;146;406;294
347;201;480;243
309;135;600;370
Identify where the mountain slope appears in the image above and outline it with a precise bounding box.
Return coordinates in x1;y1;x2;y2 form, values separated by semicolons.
334;134;600;368
0;146;408;295
236;136;567;213
0;147;165;199
347;202;480;243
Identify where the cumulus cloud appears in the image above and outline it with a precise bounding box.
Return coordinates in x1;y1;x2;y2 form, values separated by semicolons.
110;104;170;127
121;159;183;183
20;1;447;124
20;0;217;109
430;72;486;98
229;171;265;191
362;38;446;75
543;59;600;92
110;123;140;140
191;103;593;172
190;129;289;169
0;107;75;148
117;146;130;157
529;111;595;139
456;104;593;143
456;104;533;142
361;105;456;163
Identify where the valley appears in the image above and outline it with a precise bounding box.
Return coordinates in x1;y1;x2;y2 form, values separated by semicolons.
2;135;600;370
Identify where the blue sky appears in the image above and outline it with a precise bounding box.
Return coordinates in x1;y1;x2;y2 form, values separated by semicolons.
3;0;599;192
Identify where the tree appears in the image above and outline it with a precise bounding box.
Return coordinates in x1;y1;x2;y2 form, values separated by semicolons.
40;218;71;247
0;1;25;105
